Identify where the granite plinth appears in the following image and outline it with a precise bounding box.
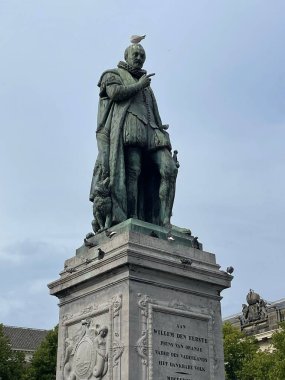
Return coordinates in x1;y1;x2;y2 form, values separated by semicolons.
48;219;232;380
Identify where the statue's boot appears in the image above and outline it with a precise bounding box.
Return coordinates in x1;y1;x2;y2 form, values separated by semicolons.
159;181;177;226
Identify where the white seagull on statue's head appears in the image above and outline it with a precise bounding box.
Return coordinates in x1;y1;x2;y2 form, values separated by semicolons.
130;35;146;44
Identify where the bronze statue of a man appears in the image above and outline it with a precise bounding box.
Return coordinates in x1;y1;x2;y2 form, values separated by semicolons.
90;43;178;232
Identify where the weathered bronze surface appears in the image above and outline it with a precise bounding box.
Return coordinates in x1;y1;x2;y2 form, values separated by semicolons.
90;42;179;233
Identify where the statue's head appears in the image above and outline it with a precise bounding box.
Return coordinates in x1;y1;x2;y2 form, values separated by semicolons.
124;44;146;69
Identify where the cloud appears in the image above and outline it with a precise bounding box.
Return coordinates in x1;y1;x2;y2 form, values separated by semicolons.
0;240;43;263
27;278;54;296
0;239;69;328
0;293;25;320
0;0;284;328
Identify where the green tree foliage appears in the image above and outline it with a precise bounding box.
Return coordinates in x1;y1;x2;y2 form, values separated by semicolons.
223;321;285;380
24;325;58;380
239;349;274;380
267;322;285;379
223;322;257;380
0;323;26;380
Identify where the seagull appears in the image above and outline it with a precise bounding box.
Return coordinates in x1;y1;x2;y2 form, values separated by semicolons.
226;266;234;274
130;34;146;44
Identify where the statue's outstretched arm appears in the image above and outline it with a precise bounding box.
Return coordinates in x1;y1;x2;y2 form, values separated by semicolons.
106;82;141;101
106;74;152;102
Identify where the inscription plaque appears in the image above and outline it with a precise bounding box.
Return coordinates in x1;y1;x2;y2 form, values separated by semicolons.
151;307;210;380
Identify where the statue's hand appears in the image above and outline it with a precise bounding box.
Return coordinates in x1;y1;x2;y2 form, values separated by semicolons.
138;73;155;89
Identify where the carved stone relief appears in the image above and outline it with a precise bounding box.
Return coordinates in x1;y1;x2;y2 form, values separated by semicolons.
136;293;152;367
61;294;124;380
63;321;108;380
135;330;148;366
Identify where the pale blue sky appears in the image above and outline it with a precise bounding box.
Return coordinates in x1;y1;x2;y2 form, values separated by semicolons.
0;0;284;328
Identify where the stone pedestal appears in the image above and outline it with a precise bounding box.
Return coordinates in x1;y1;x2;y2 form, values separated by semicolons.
48;219;232;380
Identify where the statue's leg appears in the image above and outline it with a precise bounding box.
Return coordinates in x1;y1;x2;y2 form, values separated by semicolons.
125;146;142;219
151;148;178;226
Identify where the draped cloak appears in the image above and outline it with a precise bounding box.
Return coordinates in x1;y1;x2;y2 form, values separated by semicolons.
90;67;167;225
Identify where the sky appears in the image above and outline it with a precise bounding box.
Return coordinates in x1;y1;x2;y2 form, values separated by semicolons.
0;0;284;330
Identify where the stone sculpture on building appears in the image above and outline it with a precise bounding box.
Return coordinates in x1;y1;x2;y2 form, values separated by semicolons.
240;289;268;327
92;326;108;379
90;39;179;232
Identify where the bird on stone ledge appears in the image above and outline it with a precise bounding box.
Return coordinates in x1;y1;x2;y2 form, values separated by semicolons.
130;34;146;44
226;266;234;274
98;248;105;260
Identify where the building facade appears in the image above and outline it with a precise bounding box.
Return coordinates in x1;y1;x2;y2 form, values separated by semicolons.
224;289;285;351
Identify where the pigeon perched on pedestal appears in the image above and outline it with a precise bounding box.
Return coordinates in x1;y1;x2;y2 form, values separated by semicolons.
226;266;234;274
98;248;105;260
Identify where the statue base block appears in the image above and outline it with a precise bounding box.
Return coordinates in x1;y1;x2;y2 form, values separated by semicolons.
48;219;232;380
